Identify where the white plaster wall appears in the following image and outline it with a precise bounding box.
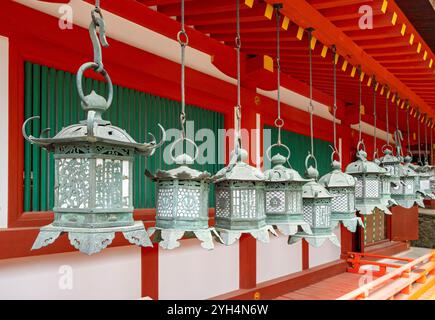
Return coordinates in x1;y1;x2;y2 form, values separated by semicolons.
0;35;8;228
0;246;141;300
158;238;239;300
257;236;302;283
308;226;342;268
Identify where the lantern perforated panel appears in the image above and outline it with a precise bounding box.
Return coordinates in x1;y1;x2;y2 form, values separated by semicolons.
265;189;286;213
355;179;363;198
57;158;91;209
366;178;380;198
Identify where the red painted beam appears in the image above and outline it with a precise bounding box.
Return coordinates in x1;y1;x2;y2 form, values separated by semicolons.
266;0;434;119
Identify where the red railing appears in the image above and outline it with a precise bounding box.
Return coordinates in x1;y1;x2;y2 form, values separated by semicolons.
338;251;435;300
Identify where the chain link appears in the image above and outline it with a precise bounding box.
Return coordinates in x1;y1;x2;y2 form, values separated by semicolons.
332;45;337;154
307;28;314;158
406;103;411;156
274;5;283;145
372;77;377;158
358;66;362;144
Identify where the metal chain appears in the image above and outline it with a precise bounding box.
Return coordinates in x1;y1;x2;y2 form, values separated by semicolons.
406;103;411;155
90;0;107;72
418;112;422;165
308;29;314;157
424;115;428;164
358;66;362;143
431;123;433;165
385;87;390;146
234;0;242;156
395;94;400;156
274;5;283;145
373;77;377;158
178;0;189;139
332;45;337;153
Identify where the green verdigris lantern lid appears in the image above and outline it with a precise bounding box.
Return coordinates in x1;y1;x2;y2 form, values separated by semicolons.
400;155;418;177
23;91;164;156
147;153;211;181
213;148;264;182
319;160;356;188
345;150;386;175
263;153;308;183
303;166;333;200
379;148;400;166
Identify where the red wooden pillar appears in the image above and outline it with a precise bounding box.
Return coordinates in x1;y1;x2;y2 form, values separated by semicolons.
302;239;309;270
141;245;159;299
238;89;261;289
338;123;356;257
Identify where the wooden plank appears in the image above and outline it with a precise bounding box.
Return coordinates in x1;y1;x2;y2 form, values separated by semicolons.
211;260;347;300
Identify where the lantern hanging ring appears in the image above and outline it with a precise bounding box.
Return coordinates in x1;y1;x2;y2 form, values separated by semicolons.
357;140;366;152
305;153;318;171
329;145;341;164
76;62;113;108
169;136;199;163
265;143;291;163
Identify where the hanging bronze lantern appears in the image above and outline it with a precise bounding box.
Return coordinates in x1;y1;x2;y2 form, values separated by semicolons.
146;0;221;249
264;152;311;236
319;157;362;233
392;154;425;208
262;5;311;236
211;1;275;246
289;32;338;248
289;156;339;247
146;145;220;249
345;69;390;215
22;3;165;255
318;47;362;233
413;114;435;199
389;104;424;208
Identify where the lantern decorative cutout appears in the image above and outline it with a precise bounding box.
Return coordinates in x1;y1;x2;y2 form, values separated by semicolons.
289;155;339;247
262;4;311;236
345;143;392;215
21;6;165;255
391;155;425;208
263;151;312;236
213;149;275;245
146;141;221;249
319;154;363;233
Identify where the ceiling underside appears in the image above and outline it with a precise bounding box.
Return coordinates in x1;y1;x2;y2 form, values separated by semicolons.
395;0;435;52
139;0;435;133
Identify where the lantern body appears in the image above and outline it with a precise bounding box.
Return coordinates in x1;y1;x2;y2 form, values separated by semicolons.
263;154;310;235
289;164;339;248
215;180;266;230
390;157;424;208
378;149;401;184
213;149;274;245
54;143;134;229
345;151;391;215
303;195;332;231
415;163;435;199
23;91;163;254
146;155;219;249
319;161;361;232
